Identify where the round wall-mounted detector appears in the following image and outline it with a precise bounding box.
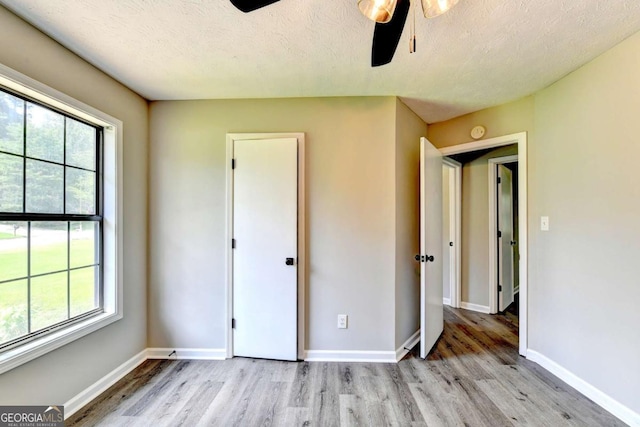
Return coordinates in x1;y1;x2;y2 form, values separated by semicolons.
471;125;486;140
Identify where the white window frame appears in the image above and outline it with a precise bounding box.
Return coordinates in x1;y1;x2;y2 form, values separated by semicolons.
0;63;123;374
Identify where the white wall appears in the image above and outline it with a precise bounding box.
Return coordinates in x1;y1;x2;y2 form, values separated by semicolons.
0;6;148;405
149;97;399;353
394;99;427;349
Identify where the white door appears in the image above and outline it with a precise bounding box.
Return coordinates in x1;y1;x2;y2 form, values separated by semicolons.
419;137;444;359
498;165;514;312
232;137;298;361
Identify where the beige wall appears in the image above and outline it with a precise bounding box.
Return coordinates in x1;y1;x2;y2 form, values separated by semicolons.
429;97;533;149
459;145;517;307
428;30;640;416
149;97;399;352
394;99;426;348
0;6;148;405
4;0;637;416
529;31;640;414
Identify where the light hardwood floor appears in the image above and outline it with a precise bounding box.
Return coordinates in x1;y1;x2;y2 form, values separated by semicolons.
67;307;623;426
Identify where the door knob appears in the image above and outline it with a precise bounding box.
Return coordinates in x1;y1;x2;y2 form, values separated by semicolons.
510;241;517;246
285;258;295;266
426;255;434;262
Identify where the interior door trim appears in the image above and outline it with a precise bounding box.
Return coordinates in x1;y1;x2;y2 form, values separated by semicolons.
442;157;461;309
225;133;306;360
489;155;518;314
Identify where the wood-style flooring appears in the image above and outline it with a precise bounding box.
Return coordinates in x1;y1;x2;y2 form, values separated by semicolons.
67;307;623;426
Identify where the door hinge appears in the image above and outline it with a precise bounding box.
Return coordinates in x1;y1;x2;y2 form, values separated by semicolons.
232;318;236;329
498;285;502;292
449;241;453;247
232;238;236;249
498;230;502;238
497;177;501;184
232;158;236;169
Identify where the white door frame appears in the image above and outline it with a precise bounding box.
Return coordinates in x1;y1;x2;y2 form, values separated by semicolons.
488;155;518;314
440;132;528;357
442;158;461;308
225;133;306;360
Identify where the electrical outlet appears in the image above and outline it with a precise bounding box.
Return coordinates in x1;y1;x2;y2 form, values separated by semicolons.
337;314;348;329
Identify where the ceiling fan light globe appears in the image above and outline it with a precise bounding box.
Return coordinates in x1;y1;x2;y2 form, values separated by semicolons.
421;0;459;18
358;0;397;24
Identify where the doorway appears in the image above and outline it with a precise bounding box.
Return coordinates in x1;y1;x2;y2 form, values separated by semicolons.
225;133;306;361
439;133;528;356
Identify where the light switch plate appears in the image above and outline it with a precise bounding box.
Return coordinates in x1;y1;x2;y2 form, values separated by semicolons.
541;216;549;231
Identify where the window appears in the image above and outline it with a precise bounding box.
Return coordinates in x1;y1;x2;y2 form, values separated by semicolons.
0;63;122;374
0;88;103;350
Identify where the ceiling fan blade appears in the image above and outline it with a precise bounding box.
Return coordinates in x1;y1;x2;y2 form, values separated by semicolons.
371;0;410;67
230;0;280;13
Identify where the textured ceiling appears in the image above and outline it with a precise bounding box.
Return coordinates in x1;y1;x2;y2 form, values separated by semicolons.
2;0;640;123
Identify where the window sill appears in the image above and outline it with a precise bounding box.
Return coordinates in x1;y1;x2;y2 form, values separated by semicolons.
0;311;122;375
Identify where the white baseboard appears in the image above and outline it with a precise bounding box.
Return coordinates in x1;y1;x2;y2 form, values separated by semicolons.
443;298;451;306
396;330;420;362
527;350;640;427
64;349;147;419
147;347;226;360
460;302;490;314
304;350;396;363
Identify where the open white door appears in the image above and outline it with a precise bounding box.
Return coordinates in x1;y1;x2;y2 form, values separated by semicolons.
232;137;298;361
419;137;444;359
498;165;515;312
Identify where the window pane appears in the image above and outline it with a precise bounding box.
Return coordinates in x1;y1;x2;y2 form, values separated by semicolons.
26;103;64;163
66;118;95;171
0;221;27;282
31;272;68;332
0;91;24;155
0;153;23;212
66;168;95;214
70;221;96;268
31;222;68;276
0;279;28;343
26;159;63;213
70;266;98;317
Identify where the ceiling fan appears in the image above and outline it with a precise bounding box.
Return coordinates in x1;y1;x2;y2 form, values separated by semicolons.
230;0;459;67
